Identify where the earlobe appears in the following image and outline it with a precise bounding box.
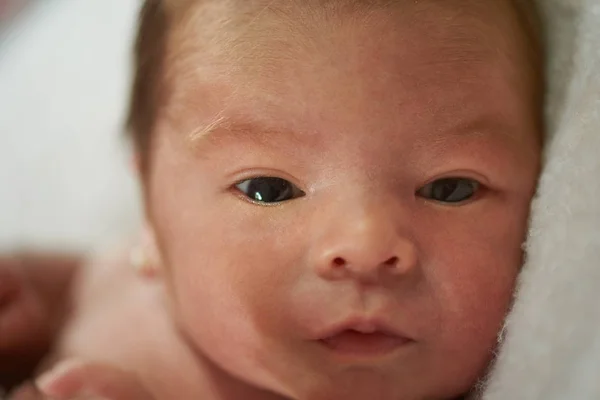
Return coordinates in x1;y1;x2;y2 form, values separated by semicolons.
129;225;163;279
131;152;143;178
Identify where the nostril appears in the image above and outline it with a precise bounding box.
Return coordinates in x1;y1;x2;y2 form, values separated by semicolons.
384;256;399;268
332;257;346;267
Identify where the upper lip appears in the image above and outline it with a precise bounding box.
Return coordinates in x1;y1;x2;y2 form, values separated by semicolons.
313;316;412;341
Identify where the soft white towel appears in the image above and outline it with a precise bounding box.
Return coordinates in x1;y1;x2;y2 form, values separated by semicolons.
483;0;600;398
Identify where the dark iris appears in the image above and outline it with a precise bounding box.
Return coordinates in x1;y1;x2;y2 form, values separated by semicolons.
235;177;305;204
417;178;480;203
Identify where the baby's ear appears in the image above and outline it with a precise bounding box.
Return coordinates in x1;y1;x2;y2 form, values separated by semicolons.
130;152;142;178
130;225;164;280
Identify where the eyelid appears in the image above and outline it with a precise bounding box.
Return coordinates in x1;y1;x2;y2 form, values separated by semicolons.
227;168;308;192
232;176;306;206
416;177;485;205
419;170;490;188
231;190;291;207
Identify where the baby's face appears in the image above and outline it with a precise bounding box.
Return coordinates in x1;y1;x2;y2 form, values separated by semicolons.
146;2;540;399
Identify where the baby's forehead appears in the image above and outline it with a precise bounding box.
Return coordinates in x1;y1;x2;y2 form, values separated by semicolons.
154;0;538;151
182;3;515;60
164;1;522;101
127;0;541;170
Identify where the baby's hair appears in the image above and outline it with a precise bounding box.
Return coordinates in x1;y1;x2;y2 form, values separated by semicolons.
126;0;544;170
127;0;168;168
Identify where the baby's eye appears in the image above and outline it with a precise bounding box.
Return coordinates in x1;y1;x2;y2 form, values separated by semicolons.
235;177;305;204
417;178;481;204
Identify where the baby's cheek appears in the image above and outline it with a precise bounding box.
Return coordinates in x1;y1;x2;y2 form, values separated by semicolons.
164;230;302;395
168;262;263;363
417;204;525;347
166;223;297;337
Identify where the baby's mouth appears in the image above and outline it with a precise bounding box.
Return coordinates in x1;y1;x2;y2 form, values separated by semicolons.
314;317;414;360
320;329;411;357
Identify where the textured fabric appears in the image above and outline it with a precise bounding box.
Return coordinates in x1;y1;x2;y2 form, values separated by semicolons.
482;0;600;398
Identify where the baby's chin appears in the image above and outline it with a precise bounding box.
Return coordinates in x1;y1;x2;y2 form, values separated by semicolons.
225;347;470;400
273;370;466;400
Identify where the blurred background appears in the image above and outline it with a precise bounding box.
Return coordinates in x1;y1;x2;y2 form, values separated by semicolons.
0;0;143;253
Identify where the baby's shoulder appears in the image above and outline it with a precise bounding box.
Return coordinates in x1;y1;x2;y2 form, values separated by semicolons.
52;248;205;399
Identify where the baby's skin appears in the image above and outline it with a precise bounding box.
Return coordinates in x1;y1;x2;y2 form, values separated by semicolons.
1;249;198;400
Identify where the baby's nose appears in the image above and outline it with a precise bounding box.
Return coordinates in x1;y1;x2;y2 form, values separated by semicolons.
310;210;418;284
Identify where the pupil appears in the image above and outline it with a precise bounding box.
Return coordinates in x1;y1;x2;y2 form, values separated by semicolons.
435;180;457;200
248;178;290;202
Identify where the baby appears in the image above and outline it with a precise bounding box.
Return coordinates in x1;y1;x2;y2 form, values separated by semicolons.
3;0;544;399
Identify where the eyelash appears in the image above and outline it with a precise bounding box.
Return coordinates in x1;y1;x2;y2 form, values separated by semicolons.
234;177;306;205
416;177;484;204
233;176;484;206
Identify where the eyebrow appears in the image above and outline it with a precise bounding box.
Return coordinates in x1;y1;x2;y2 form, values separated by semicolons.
445;114;535;144
183;112;534;156
185;114;309;152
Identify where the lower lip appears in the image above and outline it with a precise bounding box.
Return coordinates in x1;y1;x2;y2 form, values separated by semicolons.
320;331;411;358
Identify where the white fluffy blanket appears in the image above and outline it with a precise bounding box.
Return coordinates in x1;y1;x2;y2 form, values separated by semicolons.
483;0;600;398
